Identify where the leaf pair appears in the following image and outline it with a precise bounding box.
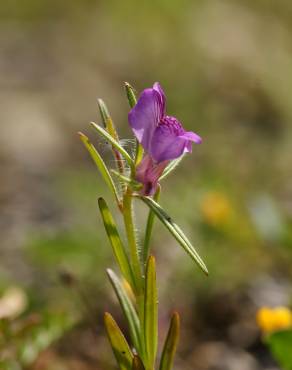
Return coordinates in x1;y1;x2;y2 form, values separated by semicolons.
105;256;159;370
107;269;142;355
105;292;180;370
104;272;146;370
79;118;135;209
90;121;135;174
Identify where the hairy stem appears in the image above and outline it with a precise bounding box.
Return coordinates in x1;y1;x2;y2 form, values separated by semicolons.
122;188;148;363
123;188;143;294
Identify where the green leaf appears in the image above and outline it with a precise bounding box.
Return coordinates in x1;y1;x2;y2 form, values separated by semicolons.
132;355;146;370
144;256;158;369
124;82;143;165
90;122;135;173
125;82;137;108
107;269;142;354
143;185;161;263
79;132;120;205
97;99;126;183
104;312;133;370
97;98;110;127
111;170;143;191
97;98;119;141
159;312;180;370
159;155;185;181
139;196;208;275
98;198;135;288
265;330;292;370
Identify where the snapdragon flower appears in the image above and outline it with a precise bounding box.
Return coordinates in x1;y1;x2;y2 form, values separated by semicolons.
128;82;202;195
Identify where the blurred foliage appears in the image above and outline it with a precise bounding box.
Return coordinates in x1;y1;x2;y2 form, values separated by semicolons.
0;311;73;369
265;330;292;370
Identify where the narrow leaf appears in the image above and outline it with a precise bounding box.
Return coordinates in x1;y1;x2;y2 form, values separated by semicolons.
144;256;158;369
97;99;126;181
125;82;137;108
159;312;180;370
98;198;134;288
139;196;208;275
111;170;143;191
104;312;133;370
90;122;135;173
159;155;185;181
132;355;146;370
143;185;161;263
107;269;142;354
79;132;120;205
97;99;119;141
97;98;110;126
124;82;143;165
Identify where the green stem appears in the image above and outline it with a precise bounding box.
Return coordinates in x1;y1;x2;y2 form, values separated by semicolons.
123;188;143;293
143;185;161;263
122;188;147;364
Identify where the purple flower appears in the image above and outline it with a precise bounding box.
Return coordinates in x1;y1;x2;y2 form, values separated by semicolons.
128;82;202;163
128;82;202;195
135;154;168;196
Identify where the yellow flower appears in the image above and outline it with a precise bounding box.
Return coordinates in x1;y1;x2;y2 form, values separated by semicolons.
256;306;292;334
201;191;232;227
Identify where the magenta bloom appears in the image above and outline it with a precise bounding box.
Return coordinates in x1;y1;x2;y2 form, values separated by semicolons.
128;82;202;195
129;82;202;163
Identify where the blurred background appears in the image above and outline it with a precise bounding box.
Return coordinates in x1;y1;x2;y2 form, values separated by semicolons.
1;0;292;369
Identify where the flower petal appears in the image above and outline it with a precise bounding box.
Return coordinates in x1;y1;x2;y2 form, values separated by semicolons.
136;154;168;195
153;82;166;115
150;129;187;162
128;88;163;152
150;117;202;162
180;131;202;144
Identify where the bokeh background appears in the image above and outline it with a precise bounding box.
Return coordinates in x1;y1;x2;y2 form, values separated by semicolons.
1;0;292;369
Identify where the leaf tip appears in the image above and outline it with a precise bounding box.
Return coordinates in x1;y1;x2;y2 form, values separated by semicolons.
147;254;156;265
146;255;156;276
202;264;209;276
171;311;181;332
78;131;88;141
98;197;105;206
106;268;113;277
172;311;180;321
132;355;145;370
